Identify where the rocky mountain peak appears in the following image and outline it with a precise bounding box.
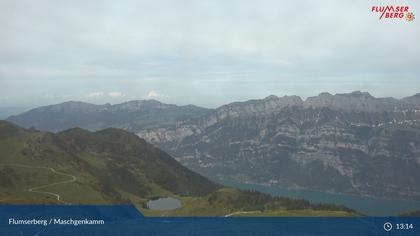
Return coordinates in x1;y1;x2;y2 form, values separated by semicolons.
263;95;279;100
318;92;333;97
304;91;385;112
214;95;303;117
339;91;373;98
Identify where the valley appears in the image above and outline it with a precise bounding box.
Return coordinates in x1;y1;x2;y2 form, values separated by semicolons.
4;91;420;216
0;121;356;217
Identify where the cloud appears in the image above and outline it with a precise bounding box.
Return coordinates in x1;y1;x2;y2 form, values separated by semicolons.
108;92;124;97
146;90;159;99
87;91;105;97
0;0;419;107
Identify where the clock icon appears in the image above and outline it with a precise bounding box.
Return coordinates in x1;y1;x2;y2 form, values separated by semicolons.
384;222;393;232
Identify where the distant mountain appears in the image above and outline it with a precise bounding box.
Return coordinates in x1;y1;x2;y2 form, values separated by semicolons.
0;121;355;216
6;100;212;133
304;91;399;112
137;92;420;201
402;93;420;107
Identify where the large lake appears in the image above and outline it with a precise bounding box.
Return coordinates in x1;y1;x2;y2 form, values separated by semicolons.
215;179;420;216
147;197;181;211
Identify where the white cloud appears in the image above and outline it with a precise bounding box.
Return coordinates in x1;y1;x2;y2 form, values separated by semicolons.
87;91;104;97
146;90;159;98
108;92;124;97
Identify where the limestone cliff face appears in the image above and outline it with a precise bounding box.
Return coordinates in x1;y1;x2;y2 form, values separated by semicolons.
303;91;400;112
138;92;420;200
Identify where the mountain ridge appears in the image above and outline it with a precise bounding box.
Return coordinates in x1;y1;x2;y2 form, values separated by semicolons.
7;99;212;133
0;120;357;216
134;92;420;201
7;91;420;134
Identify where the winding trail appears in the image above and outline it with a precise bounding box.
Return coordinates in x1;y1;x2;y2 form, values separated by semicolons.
0;163;77;204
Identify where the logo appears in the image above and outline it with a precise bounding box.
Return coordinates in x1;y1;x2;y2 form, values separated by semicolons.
371;5;415;21
406;12;415;21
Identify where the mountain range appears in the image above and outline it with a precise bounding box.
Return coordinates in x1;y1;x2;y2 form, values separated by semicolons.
7;100;211;133
0;121;355;216
5;91;420;201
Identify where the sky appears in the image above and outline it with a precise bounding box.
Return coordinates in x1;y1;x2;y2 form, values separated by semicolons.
0;0;419;108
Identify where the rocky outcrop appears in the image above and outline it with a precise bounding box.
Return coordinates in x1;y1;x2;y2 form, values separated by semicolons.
303;91;398;112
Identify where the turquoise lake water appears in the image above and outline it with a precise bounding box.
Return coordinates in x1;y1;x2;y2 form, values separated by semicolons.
216;179;420;216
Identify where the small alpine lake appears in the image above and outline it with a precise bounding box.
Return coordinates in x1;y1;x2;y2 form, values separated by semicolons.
147;197;182;211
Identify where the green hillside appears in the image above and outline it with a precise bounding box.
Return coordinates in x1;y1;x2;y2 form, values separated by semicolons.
0;121;357;216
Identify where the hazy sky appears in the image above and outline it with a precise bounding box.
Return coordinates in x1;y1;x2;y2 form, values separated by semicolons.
0;0;419;108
